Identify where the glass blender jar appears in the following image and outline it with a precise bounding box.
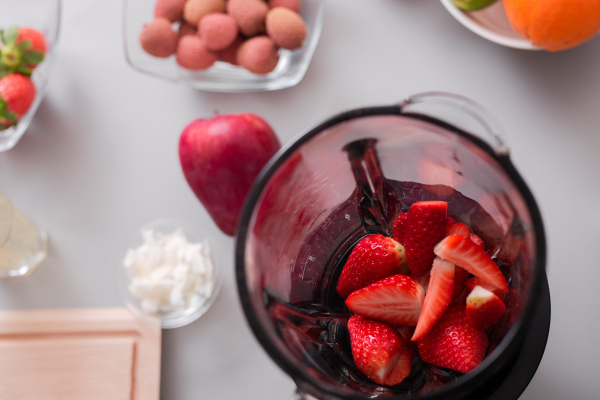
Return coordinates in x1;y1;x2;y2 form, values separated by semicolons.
235;92;549;400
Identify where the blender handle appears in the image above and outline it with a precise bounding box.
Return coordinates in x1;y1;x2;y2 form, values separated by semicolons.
399;91;510;157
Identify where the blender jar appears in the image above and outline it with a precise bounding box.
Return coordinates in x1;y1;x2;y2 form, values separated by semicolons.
235;92;549;400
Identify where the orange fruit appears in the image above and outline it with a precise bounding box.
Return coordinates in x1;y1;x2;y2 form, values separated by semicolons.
503;0;600;51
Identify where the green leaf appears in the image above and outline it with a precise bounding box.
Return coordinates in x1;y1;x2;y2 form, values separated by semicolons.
22;50;44;65
0;97;19;123
17;40;31;51
2;26;19;47
15;65;32;76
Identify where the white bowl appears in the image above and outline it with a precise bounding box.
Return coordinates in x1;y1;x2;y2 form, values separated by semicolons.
440;0;542;50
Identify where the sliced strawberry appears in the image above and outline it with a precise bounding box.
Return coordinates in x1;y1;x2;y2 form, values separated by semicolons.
466;286;506;326
447;216;456;225
470;233;485;250
392;212;408;245
453;266;469;301
446;222;469;238
412;257;455;341
348;315;412;385
417;303;488;373
465;276;504;299
434;234;508;292
396;326;418;359
336;234;407;298
346;274;425;327
404;201;448;277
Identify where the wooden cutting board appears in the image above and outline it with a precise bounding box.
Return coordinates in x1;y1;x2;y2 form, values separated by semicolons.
0;308;161;400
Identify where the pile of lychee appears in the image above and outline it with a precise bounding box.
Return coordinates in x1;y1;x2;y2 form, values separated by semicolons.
140;0;308;74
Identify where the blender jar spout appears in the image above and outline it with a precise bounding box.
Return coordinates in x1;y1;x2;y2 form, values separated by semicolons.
399;92;509;157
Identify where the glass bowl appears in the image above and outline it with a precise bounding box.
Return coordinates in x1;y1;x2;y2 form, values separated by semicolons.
119;218;222;329
0;0;61;152
440;0;541;50
123;0;325;92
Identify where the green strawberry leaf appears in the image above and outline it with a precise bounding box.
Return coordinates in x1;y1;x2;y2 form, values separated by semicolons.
0;97;19;123
15;65;32;76
17;40;31;52
1;26;19;47
22;50;44;65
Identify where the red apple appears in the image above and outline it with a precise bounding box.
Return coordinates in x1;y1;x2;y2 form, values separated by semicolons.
178;113;281;236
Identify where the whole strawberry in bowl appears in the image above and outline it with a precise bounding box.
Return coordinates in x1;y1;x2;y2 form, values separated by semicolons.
0;0;60;152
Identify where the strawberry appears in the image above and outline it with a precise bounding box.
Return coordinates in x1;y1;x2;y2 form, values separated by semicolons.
346;274;425;327
417;303;489;373
434;234;508;292
392;212;408;244
465;276;504;299
404;201;448;277
336;234;407;298
17;27;47;55
470;233;485;250
466;285;506;326
453;266;470;301
348;315;412;385
412;257;455;341
446;222;469;238
0;74;36;129
0;26;45;77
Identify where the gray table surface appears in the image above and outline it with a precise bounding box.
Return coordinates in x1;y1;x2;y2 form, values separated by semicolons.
1;0;598;399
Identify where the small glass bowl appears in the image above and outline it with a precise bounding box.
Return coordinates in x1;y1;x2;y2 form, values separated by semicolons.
440;0;541;50
119;218;222;329
123;0;325;92
0;0;61;152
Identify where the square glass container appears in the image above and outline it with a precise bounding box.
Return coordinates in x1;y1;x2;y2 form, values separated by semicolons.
123;0;325;92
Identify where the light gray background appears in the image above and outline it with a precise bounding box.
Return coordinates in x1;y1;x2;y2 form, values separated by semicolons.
1;0;598;399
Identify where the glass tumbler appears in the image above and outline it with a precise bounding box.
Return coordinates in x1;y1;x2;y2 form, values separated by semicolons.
235;92;548;400
0;191;48;277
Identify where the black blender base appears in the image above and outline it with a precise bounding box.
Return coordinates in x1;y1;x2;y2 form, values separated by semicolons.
465;269;551;400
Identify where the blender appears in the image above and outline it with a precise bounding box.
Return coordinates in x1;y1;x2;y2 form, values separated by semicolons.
235;92;550;400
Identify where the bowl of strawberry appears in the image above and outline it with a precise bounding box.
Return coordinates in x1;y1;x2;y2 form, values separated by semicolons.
0;0;61;152
235;92;549;400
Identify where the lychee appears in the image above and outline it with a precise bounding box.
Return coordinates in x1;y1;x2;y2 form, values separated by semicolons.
265;7;306;50
268;0;301;13
227;0;269;36
176;35;219;70
178;21;198;38
236;35;279;74
154;0;187;22
139;18;178;58
183;0;226;26
199;13;239;51
218;35;244;65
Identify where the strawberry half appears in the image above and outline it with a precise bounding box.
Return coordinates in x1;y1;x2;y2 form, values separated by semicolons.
446;222;469;238
434;234;508;292
470;233;485;250
336;234;407;298
348;315;412;385
404;201;448;277
466;286;506;326
465;276;504;299
412;257;455;341
417;303;489;373
392;212;408;244
453;266;469;301
346;274;425;327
